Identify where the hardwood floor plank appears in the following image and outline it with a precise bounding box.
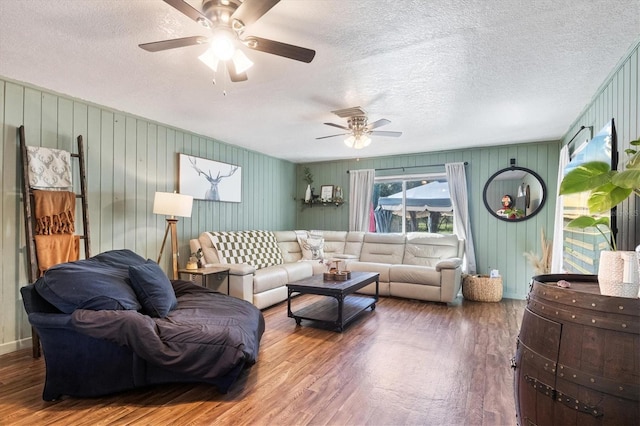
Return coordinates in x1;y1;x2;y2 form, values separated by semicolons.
0;296;525;425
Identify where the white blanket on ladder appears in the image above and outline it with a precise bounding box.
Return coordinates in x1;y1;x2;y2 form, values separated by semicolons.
26;146;72;190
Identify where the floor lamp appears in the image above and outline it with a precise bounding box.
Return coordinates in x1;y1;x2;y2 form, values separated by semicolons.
153;191;193;280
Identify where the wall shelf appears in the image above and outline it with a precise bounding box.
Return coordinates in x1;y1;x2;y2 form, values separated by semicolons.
302;199;344;208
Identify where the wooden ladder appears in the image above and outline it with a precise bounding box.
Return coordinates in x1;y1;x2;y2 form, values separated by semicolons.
19;125;91;357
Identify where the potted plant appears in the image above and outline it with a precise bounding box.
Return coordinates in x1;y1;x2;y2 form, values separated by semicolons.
559;138;639;296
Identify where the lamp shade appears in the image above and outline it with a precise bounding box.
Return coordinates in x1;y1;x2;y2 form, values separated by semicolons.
153;192;193;218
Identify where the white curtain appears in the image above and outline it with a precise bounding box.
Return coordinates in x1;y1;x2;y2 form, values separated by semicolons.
445;162;477;274
349;169;375;232
551;145;570;273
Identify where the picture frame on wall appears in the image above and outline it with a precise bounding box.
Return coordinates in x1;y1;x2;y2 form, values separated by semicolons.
179;154;242;202
320;185;334;202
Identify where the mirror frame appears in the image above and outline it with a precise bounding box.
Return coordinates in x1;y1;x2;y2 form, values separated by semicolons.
482;166;547;222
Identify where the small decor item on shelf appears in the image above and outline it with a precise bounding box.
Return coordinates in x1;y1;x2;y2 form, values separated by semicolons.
305;184;311;202
192;248;204;268
334;186;343;202
186;257;198;270
320;185;334;202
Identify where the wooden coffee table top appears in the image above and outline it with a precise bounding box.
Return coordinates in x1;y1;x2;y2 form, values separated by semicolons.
287;272;379;295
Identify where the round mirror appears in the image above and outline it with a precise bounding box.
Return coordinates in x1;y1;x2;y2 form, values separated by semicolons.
483;166;546;222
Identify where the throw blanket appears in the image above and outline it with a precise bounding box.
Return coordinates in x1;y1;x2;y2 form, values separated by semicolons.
70;280;265;382
206;230;283;269
33;190;76;235
34;235;80;277
26;146;72;190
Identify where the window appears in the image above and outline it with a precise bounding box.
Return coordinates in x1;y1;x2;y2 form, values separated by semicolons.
372;173;453;234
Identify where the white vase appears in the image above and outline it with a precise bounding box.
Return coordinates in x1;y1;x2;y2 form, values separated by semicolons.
304;184;311;202
598;250;640;298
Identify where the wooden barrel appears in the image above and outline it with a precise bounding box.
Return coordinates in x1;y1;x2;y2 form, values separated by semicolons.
514;274;640;426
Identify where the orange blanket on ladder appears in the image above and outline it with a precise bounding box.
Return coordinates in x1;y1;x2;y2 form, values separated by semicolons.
32;190;79;276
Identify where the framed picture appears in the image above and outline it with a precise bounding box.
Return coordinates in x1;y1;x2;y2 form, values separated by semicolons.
179;154;242;202
320;185;334;202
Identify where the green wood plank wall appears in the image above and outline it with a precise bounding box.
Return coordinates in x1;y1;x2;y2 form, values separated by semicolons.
0;77;296;354
295;141;560;300
562;42;639;252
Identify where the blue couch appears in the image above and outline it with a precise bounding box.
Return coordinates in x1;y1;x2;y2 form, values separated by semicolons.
21;249;264;401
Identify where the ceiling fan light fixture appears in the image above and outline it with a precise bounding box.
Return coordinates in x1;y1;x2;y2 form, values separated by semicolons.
198;49;220;72
344;135;355;148
353;135;371;149
209;28;236;61
231;49;254;73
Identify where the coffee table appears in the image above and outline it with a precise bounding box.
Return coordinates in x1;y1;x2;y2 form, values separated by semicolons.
287;271;379;332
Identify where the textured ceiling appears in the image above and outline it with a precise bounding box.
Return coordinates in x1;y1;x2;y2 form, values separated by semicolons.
1;0;638;163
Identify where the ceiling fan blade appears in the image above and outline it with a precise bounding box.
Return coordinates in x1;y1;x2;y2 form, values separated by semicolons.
226;61;248;82
370;130;403;137
367;118;391;130
163;0;213;26
231;0;280;28
139;36;208;52
243;36;315;63
324;122;350;131
316;133;348;140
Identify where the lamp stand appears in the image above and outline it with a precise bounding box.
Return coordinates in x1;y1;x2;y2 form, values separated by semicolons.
157;218;179;280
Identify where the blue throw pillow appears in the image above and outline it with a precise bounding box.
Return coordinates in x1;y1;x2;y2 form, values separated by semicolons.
35;249;144;313
128;260;177;318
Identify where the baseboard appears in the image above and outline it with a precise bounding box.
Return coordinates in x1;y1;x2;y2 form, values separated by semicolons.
0;337;32;356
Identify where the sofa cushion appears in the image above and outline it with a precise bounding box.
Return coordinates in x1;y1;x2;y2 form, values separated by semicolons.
279;262;313;282
359;233;406;264
390;264;441;287
297;232;325;260
275;231;303;263
34;249;144;313
318;230;348;257
128;260;177;318
207;230;283;269
253;267;289;294
403;233;461;267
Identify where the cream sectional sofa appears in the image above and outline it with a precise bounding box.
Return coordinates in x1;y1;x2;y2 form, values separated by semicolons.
189;230;464;310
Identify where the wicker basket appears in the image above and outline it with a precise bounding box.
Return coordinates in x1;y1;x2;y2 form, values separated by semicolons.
462;274;503;302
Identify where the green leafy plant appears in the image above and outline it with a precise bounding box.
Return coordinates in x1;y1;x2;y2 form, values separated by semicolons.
303;166;314;185
559;138;640;250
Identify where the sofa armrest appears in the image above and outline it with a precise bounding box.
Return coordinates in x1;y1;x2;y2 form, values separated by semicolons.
435;257;462;271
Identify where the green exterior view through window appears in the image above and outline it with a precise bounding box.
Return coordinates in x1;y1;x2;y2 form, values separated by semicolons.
373;174;453;234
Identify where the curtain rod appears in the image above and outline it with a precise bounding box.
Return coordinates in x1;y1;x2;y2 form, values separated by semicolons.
347;161;467;174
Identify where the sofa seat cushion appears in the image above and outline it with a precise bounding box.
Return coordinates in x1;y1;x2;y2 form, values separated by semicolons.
279;262;313;283
207;230;283;269
253;266;289;294
390;264;441;287
346;261;391;283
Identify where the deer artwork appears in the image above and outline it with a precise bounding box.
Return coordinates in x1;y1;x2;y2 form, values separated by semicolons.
189;157;239;201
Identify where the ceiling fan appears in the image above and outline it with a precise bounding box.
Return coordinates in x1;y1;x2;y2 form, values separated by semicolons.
317;106;403;149
139;0;316;82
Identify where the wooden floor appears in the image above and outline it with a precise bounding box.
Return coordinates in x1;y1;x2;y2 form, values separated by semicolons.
0;295;526;426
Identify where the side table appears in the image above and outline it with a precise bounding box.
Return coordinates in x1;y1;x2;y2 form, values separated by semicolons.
178;266;230;295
